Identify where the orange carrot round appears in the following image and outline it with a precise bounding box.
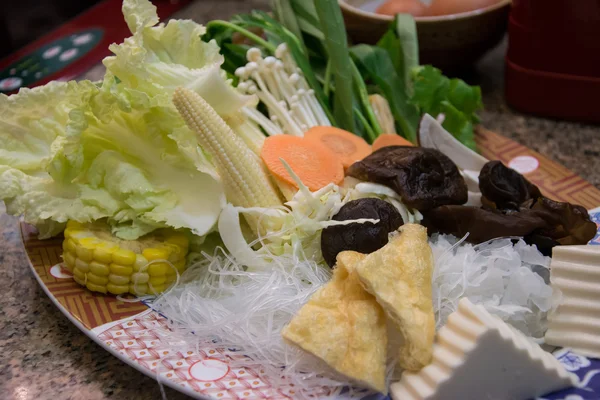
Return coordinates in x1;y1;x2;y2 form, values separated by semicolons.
304;126;372;169
372;133;415;152
260;135;344;191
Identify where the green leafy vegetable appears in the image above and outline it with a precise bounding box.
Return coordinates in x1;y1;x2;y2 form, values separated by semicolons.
271;0;306;52
411;65;483;149
439;101;476;150
377;14;419;95
287;0;324;40
351;44;420;142
314;0;355;133
350;61;381;142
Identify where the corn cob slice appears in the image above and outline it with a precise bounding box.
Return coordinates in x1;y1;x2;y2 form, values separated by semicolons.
173;87;283;230
62;220;189;296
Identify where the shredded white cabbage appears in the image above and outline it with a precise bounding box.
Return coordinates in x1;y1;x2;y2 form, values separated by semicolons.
430;234;556;339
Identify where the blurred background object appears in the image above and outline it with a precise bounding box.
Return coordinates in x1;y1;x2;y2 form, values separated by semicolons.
340;0;511;72
505;0;600;123
0;0;189;94
0;0;102;59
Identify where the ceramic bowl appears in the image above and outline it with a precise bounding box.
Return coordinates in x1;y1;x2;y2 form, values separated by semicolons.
340;0;511;71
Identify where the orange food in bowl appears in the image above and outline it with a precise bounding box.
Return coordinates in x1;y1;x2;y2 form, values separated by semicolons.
376;0;428;16
376;0;502;17
426;0;501;16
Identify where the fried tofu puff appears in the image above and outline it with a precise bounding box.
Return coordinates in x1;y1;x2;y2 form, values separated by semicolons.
355;224;435;371
281;251;388;393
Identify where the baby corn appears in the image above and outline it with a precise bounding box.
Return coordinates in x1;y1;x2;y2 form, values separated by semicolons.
173;87;283;229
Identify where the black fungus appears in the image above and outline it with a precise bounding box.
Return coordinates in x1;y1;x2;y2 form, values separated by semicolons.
422;161;597;252
479;160;542;211
321;198;403;267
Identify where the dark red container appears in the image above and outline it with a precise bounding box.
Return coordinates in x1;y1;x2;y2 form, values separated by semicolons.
505;0;600;122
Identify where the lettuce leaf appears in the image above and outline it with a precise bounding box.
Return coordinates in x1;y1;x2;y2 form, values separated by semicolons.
58;92;225;239
103;0;256;118
0;81;118;237
0;80;225;239
410;65;482;150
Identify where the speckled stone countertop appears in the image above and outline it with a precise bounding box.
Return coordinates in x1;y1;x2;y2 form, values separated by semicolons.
1;1;599;399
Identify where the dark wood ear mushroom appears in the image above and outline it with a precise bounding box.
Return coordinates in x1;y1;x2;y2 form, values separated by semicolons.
320;198;403;267
423;161;597;255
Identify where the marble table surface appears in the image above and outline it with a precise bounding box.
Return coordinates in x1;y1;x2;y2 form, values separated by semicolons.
1;1;599;399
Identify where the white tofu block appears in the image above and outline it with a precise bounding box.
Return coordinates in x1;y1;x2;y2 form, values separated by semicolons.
390;298;577;400
545;245;600;358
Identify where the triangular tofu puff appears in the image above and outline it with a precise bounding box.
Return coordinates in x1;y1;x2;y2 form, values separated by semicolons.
355;224;435;371
281;251;388;393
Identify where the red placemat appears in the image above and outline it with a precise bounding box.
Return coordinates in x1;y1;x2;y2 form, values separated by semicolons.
0;0;190;94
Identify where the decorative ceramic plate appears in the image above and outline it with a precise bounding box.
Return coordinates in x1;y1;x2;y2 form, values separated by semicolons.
23;129;600;400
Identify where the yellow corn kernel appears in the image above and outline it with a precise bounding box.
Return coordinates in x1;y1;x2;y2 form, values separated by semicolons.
73;268;86;281
143;248;171;261
110;263;133;276
131;272;149;284
174;259;186;272
89;261;109;276
166;245;184;262
75;258;90;273
149;283;166;294
79;237;99;247
73;276;86;287
107;283;129;295
63;229;76;240
112;249;136;265
76;244;95;262
64;239;77;253
130;283;148;295
166;234;189;249
86;281;107;294
148;262;170;276
133;254;148;272
67;220;84;230
109;274;130;285
87;273;109;286
63;252;76;268
149;275;167;286
62;220;191;296
93;246;114;264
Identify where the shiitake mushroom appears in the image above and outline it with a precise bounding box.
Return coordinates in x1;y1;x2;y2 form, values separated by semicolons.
320;198;403;267
346;146;468;211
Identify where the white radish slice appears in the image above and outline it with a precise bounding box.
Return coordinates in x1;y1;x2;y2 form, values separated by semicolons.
418;113;489;172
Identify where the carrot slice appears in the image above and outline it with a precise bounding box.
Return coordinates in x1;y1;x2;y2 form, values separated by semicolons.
372;133;415;152
304;126;372;169
261;135;344;191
